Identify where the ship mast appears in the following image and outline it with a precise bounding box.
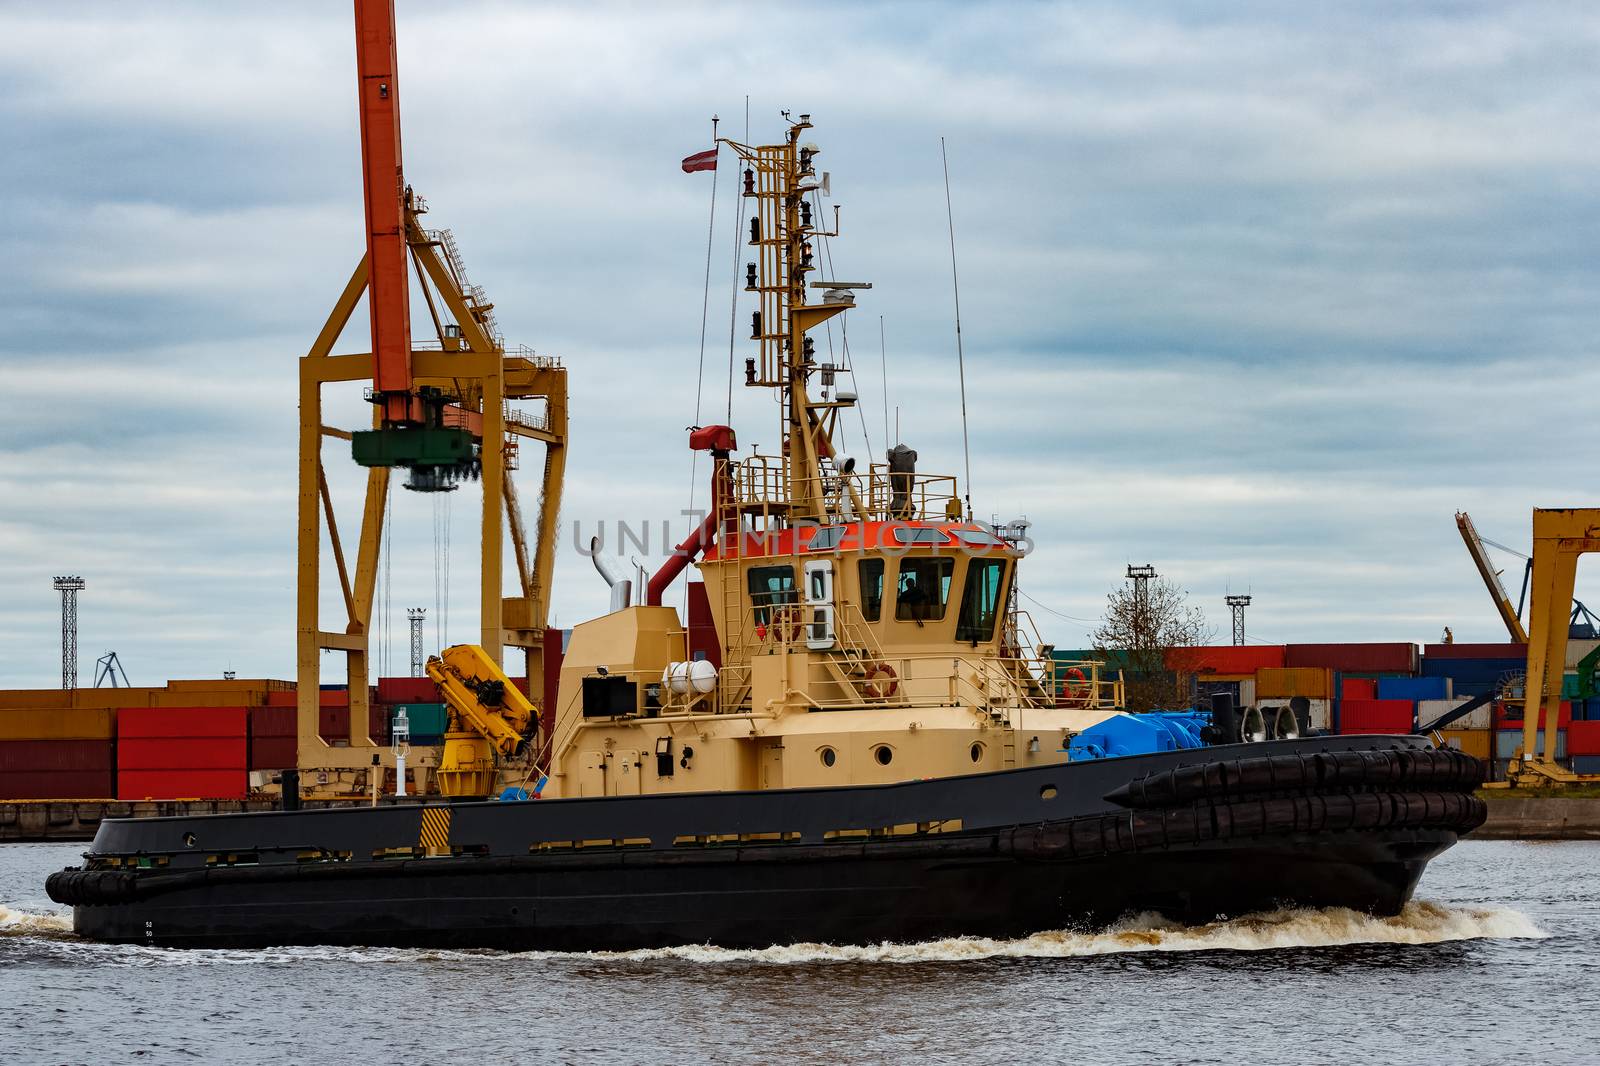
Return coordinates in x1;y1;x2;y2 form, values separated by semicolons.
725;115;866;523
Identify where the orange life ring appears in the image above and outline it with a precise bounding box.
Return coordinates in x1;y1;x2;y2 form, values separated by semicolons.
864;662;899;699
766;604;804;642
1059;666;1089;708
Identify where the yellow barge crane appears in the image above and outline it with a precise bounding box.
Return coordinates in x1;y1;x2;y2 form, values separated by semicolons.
426;645;537;797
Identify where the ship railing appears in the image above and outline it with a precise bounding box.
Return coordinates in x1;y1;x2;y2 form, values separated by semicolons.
729;454;963;524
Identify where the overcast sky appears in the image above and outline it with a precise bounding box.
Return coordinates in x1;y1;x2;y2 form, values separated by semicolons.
2;1;1597;688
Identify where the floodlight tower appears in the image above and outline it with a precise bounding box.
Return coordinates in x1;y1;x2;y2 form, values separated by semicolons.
53;576;85;690
408;608;427;677
1226;594;1253;646
1126;564;1156;614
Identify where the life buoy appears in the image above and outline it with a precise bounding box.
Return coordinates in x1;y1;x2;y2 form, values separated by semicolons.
766;604;804;642
864;662;899;699
1059;666;1090;708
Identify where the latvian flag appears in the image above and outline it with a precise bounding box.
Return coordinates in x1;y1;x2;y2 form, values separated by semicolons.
681;147;718;173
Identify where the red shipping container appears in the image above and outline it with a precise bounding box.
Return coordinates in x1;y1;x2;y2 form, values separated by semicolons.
377;677;439;704
118;707;248;740
1288;644;1418;674
1497;700;1573;728
1423;642;1526;660
0;769;114;800
1339;698;1415;734
118;769;247;801
317;705;386;743
249;706;297;738
1567;721;1600;756
1164;645;1286;674
0;738;113;771
250;736;298;770
119;737;247;771
1342;678;1378;700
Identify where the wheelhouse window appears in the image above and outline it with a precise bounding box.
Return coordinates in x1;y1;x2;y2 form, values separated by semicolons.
956;559;1009;643
896;557;954;622
747;565;797;625
859;559;884;621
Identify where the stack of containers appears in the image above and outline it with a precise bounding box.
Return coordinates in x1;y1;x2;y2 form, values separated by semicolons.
0;696;115;799
1283;644;1419;733
1255;667;1334;731
377;677;440;745
1422;643;1529;776
265;686;385;745
1165;646;1284;710
117;707;248;800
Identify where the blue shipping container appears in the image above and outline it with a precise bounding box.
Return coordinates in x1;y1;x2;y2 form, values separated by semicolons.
1572;755;1600;775
1494;729;1567;760
1377;676;1452;701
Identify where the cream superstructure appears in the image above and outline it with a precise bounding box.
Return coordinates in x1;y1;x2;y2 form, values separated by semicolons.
537;116;1121;799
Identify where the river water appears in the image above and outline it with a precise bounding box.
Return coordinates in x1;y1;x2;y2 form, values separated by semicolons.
1;838;1596;1065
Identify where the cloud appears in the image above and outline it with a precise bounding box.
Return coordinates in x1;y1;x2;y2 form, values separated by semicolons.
1;1;1597;685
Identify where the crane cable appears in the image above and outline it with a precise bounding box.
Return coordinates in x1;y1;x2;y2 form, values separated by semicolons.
689;116;721;517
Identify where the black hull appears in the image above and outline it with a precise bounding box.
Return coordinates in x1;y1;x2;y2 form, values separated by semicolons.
49;735;1485;950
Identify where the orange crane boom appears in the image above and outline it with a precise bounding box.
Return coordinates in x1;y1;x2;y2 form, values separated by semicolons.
353;0;416;425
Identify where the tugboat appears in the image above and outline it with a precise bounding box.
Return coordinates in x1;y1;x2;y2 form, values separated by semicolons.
48;115;1485;950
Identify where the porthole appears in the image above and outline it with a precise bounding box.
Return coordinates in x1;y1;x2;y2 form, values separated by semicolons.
1039;785;1058;801
969;742;984;763
873;745;894;766
820;747;837;768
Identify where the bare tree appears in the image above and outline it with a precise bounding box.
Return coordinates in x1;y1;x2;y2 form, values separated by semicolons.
1093;574;1213;713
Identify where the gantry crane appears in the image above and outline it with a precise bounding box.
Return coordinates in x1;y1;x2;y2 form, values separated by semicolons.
295;0;566;788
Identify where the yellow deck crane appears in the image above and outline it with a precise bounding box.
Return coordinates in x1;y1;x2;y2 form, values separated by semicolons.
425;645;538;797
1504;508;1600;787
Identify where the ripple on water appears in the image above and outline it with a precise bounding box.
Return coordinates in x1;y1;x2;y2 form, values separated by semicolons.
0;899;1546;968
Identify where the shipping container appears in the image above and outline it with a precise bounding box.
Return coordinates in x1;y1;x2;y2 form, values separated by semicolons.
1566;639;1600;672
1572;755;1600;775
1341;677;1378;700
316;705;389;744
376;677;441;704
1164;645;1286;675
1423;642;1526;661
1436;729;1491;760
1377;676;1452;702
1256;667;1333;700
70;688;158;709
119;707;248;740
1420;657;1525;698
1237;678;1256;708
119;737;247;771
0;690;72;710
248;706;296;738
391;703;448;739
117;769;247;801
0;707;114;740
1338;698;1414;734
249;736;297;770
1566;721;1600;756
1287;643;1418;674
0;769;115;800
167;678;293;693
1419;698;1489;731
0;738;113;771
1495;701;1573;728
1495;729;1567;760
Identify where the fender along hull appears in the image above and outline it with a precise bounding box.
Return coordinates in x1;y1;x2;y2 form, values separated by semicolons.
50;735;1485;950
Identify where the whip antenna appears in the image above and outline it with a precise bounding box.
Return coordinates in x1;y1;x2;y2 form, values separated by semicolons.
941;137;973;520
879;315;890;449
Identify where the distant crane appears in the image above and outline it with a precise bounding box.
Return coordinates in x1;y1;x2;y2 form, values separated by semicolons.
53;576;85;690
1455;512;1530;642
93;651;129;688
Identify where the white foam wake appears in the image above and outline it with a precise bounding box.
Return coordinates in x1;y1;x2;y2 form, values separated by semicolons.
553;901;1548;965
0;899;1546;964
0;904;74;938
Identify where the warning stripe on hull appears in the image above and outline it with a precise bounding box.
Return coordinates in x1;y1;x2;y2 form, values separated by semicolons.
419;807;451;853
